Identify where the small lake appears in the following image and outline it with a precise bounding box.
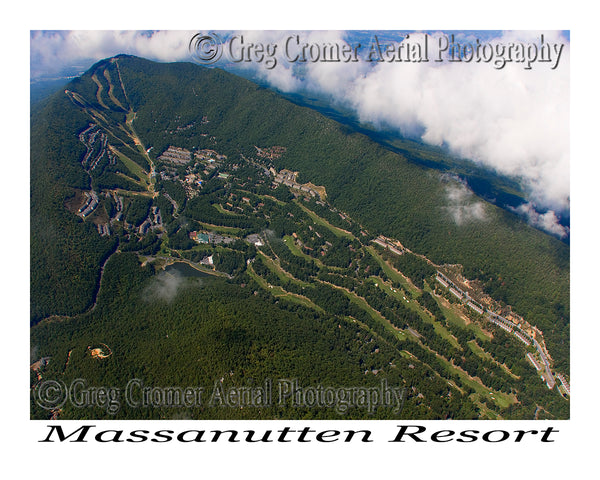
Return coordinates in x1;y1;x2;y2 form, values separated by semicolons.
164;262;213;278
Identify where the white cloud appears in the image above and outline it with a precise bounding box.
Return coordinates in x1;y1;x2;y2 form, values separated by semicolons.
513;202;569;238
442;175;487;225
143;270;184;303
245;30;570;214
30;30;195;78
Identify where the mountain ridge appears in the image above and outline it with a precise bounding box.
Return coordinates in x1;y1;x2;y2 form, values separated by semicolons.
30;55;569;419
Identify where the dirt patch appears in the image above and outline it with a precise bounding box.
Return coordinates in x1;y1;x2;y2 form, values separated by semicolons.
88;344;112;359
304;182;327;200
64;350;72;369
91;207;109;225
64;190;88;214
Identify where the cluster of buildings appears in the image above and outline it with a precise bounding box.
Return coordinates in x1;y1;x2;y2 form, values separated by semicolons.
255;145;286;160
488;311;516;333
78;123;97;143
93;192;125;237
97;223;111;236
162;192;179;215
195;149;227;162
513;330;531;346
79;191;99;218
184;173;203;186
435;270;558;390
246;234;264;247
110;192;124;223
526;352;542;371
156;147;230;198
555;373;570;396
372;236;405;256
532;337;556;390
189;231;235;245
158;146;192;165
138;206;163;235
79;124;115;172
164;120;197;135
274;169;299;185
200;255;214;266
436;271;485;315
272;169;325;199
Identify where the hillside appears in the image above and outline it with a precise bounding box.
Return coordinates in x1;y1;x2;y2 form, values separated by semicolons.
30;55;569;419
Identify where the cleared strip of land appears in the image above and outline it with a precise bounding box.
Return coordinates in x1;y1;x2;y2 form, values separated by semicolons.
109;145;149;188
294;201;355;239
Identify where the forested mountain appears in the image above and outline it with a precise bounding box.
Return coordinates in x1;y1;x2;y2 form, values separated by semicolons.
30;55;569;420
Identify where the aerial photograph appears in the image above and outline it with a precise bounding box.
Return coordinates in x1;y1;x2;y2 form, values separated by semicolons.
30;30;570;421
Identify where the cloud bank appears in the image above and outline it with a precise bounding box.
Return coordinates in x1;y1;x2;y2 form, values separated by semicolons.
30;30;194;78
227;30;570;236
31;30;570;236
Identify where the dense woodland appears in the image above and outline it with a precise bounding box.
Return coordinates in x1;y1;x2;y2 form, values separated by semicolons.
115;56;569;371
30;55;569;420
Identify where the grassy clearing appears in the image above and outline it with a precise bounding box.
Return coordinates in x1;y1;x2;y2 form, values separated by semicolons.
429;320;460;349
235;190;287;206
371;276;418;311
187;244;215;254
214;204;241;216
247;264;323;312
409;338;515;411
281;235;347;272
277;292;324;311
109;146;149;188
124;111;155;193
282;235;326;266
91;73;109;109
471;396;502;419
431;291;492;342
283;235;305;257
126;111;136;124
257;251;311;288
135;143;150;159
468;340;520;380
114;172;145;189
371;280;462;349
366;246;420;297
194;222;241;235
440;358;516;410
320;280;407;342
114;188;153;198
258;194;286;206
468;339;493;361
103;68;126;110
295;201;355;239
344;315;408;346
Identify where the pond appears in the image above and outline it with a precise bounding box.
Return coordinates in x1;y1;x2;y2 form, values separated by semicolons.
164;262;213;279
